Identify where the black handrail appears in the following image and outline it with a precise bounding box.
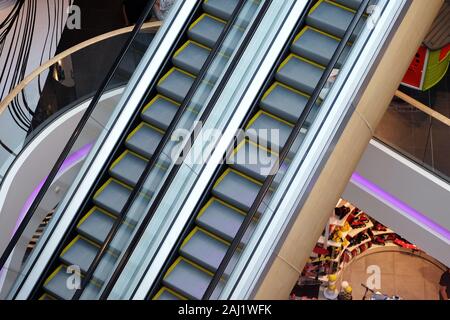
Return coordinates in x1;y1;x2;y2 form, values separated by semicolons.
99;0;274;299
72;0;251;300
0;0;158;271
202;0;371;299
146;0;313;299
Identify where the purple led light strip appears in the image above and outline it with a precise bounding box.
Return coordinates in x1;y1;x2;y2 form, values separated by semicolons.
13;142;94;235
351;172;450;241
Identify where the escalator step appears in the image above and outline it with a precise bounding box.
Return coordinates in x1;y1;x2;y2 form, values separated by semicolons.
162;258;222;300
43;265;77;300
60;236;99;273
153;287;186;300
125;123;164;159
333;0;364;10
39;293;57;300
93;179;132;216
307;0;365;41
212;169;261;212
276;54;324;96
109;151;147;187
157;68;196;103
173;40;211;75
180;228;239;275
292;26;351;67
77;207;134;255
261;82;310;124
188;14;226;48
246;111;293;151
229;139;278;182
197;198;256;244
202;0;239;21
141;95;179;131
77;207;116;244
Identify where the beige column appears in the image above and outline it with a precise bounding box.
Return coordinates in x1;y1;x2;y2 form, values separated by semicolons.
254;0;444;300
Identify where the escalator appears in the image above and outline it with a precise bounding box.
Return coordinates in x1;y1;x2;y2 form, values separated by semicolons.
34;0;261;300
151;0;367;300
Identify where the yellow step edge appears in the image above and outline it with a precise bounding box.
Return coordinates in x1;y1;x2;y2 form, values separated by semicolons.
197;197;247;222
153;287;187;300
77;206;117;229
158;67;196;88
294;25;342;44
278;53;326;72
110;150;149;174
197;226;231;246
181;226;230;251
174;40;211;59
326;0;357;13
39;293;57;300
247;110;295;131
60;235;100;259
309;0;324;15
230;137;279;160
44;265;65;286
142;94;181;115
126;122;165;143
215;168;264;190
189;13;226;31
94;178;133;200
262;82;310;104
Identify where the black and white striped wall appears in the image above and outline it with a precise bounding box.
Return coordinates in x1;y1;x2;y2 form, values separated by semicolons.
0;0;73;179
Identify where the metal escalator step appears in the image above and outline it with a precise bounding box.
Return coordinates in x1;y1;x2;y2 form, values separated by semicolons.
77;207;133;254
229;139;278;182
333;0;364;10
292;26;351;67
125;123;164;159
141;95;180;131
202;0;239;21
162;258;223;300
212;169;265;213
246;111;293;151
180;228;240;274
39;293;57;300
109;151;147;187
173;40;211;76
188;14;226;48
306;0;365;41
154;287;186;300
43;265;78;300
196;198;255;244
261;82;310;124
60;236;99;273
77;207;115;244
276;54;324;96
157;68;196;103
93;179;132;216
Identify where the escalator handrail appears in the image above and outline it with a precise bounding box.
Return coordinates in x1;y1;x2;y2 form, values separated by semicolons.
99;0;274;300
0;0;158;270
202;0;371;300
146;0;309;299
73;0;256;300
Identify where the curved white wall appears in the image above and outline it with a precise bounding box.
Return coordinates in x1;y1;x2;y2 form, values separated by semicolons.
0;88;123;255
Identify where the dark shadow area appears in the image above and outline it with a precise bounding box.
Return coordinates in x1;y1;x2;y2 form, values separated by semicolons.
29;0;155;133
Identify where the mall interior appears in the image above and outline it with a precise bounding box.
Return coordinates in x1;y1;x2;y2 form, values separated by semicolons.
0;0;448;301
